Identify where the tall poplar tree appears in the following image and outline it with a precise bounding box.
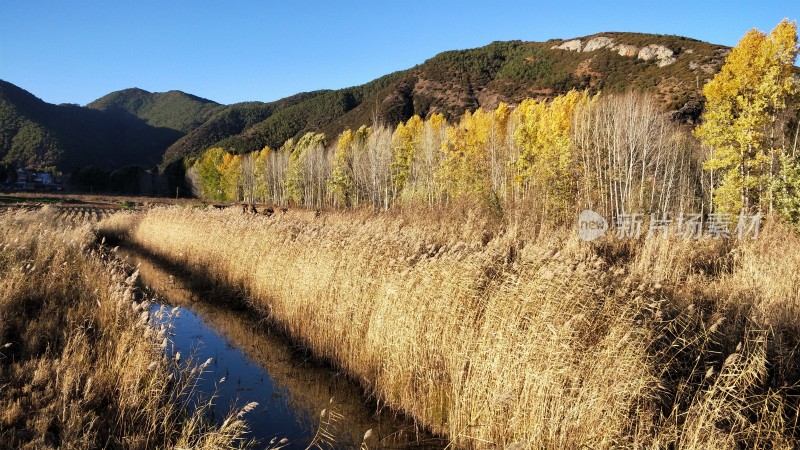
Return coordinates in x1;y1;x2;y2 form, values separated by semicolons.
695;19;798;214
194;147;226;201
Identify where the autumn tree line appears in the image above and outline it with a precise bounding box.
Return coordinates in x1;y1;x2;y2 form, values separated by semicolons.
190;20;799;223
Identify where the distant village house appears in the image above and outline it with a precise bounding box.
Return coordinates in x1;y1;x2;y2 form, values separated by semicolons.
14;168;64;192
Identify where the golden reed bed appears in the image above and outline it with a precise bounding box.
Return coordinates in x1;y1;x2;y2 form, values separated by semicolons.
100;205;800;449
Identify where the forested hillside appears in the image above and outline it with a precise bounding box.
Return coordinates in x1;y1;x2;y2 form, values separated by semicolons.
1;32;730;173
173;33;729;162
87;88;224;133
0;81;177;170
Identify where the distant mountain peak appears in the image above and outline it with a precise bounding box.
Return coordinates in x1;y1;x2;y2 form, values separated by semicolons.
87;88;222;133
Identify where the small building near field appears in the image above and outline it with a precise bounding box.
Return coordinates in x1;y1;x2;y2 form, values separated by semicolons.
14;169;64;192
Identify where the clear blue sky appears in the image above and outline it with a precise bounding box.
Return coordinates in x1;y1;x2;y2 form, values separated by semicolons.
0;1;797;106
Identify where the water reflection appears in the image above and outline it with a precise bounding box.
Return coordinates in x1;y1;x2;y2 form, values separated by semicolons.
116;247;446;450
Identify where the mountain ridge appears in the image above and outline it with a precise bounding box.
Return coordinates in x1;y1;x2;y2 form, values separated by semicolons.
0;31;731;172
87;88;223;133
0;80;179;170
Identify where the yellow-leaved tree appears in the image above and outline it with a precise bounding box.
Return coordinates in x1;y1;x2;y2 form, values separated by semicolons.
329;125;370;207
439;109;494;200
253;146;272;203
514;90;591;220
285;133;327;207
193;147;226;201
695;19;798;214
391;115;423;198
407;113;447;206
329;129;356;207
219;152;242;202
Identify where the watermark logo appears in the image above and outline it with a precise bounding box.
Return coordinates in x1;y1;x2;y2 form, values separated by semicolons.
578;210;609;242
578;210;762;242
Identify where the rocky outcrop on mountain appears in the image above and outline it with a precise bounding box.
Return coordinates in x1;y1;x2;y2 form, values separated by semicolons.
615;44;639;57
583;37;615;52
638;44;677;67
552;35;679;67
554;39;583;52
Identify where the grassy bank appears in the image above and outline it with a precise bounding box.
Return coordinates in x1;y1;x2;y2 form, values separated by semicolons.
0;209;254;449
100;205;800;449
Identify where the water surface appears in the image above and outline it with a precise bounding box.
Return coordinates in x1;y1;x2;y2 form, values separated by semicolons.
116;247;446;449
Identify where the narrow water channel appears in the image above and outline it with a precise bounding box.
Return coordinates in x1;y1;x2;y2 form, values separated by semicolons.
115;247;446;450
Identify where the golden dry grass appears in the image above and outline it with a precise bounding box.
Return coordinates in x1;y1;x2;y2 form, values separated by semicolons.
99;205;800;449
0;209;256;449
